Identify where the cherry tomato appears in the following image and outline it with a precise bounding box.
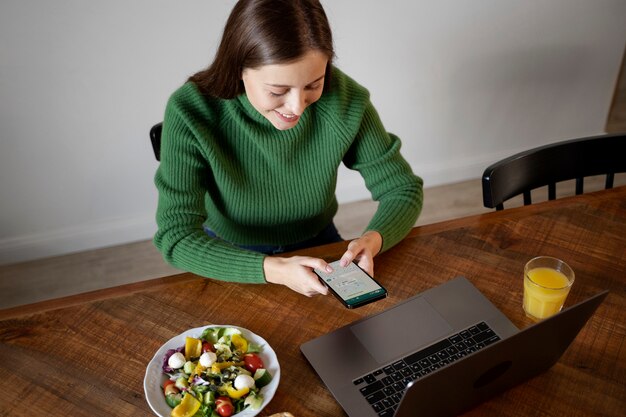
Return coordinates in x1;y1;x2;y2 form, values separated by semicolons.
202;342;215;353
216;396;231;406
243;353;265;373
216;396;234;417
163;379;176;394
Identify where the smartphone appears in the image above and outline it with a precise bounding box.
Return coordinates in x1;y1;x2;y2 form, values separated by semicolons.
314;260;387;309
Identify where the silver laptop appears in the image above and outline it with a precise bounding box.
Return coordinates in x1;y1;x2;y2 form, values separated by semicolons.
300;276;607;417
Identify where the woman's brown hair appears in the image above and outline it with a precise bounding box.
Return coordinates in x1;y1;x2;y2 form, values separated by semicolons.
189;0;335;98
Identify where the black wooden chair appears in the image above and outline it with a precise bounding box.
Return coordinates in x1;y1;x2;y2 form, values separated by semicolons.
150;122;163;161
482;133;626;210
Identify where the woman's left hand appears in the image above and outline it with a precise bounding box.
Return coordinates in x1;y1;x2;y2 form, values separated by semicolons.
339;230;383;276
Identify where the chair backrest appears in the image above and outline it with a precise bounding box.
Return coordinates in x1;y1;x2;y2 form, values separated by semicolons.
150;122;163;161
482;133;626;210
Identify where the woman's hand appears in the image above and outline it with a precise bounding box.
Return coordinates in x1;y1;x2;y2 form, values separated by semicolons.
339;231;383;276
263;256;333;297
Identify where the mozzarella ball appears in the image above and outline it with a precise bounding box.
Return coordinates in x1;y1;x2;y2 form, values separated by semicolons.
234;374;256;390
168;352;186;369
199;351;217;368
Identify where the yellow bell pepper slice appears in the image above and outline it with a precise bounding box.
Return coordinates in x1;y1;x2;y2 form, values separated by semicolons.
184;337;202;360
188;362;206;383
171;392;201;417
210;361;243;374
226;384;250;400
231;333;248;353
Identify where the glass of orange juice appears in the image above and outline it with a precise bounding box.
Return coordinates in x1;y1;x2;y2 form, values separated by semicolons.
523;256;575;321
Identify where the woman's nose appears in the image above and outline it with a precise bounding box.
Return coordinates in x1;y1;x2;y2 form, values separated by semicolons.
287;91;307;115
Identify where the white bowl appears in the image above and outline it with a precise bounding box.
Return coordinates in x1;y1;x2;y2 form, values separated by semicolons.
144;325;280;417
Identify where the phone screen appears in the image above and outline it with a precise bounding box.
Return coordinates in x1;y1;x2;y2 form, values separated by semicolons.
315;260;387;308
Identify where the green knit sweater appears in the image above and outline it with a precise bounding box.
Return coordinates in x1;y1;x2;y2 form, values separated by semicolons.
154;67;423;283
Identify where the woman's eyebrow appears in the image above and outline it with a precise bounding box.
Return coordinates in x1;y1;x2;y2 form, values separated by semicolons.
266;74;325;88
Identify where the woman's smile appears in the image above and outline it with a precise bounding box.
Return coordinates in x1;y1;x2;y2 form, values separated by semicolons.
275;111;300;124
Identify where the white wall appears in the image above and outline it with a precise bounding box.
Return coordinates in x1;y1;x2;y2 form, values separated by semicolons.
1;0;625;264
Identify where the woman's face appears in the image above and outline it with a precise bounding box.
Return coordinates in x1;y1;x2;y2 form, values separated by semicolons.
242;50;328;130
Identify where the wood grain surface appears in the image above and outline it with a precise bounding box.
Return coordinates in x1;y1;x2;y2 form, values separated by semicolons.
1;187;625;417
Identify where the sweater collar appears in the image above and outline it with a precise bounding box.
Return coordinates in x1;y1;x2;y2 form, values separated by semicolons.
235;94;270;126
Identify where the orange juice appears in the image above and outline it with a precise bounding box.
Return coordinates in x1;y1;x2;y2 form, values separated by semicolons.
523;267;573;320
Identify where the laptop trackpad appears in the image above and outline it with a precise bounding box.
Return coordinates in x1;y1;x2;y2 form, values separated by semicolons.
351;297;452;364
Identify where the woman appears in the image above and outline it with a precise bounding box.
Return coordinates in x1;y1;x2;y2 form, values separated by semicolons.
154;0;423;297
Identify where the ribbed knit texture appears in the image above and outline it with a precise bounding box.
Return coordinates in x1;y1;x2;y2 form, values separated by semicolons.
154;67;423;283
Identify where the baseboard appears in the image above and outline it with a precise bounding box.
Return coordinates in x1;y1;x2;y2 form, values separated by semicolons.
0;215;157;266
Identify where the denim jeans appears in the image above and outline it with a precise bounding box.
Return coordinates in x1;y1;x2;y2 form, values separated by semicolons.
203;223;343;255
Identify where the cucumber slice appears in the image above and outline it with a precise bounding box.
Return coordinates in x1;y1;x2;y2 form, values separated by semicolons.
246;342;261;353
183;360;195;375
253;368;273;388
204;390;216;405
244;392;264;410
165;393;182;408
175;376;189;390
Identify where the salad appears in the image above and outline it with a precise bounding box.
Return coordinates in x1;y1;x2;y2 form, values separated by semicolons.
161;327;273;417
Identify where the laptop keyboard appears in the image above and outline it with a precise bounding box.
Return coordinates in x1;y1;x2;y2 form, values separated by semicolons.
353;321;500;417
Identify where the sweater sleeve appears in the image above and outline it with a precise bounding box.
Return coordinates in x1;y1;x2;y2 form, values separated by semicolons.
343;101;424;252
153;93;267;283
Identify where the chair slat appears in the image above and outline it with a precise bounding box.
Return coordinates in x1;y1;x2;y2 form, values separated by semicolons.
575;178;584;195
606;173;614;189
548;183;556;200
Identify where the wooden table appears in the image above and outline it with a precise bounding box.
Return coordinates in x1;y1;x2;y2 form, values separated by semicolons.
1;187;625;417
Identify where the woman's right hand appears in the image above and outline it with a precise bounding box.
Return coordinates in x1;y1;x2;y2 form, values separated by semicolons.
263;256;332;297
